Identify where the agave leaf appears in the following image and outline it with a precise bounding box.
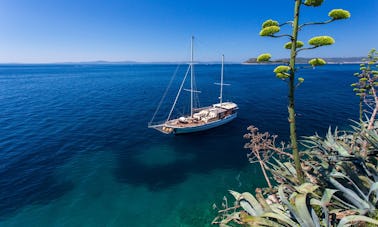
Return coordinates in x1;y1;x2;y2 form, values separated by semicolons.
332;194;358;210
272;157;298;180
321;188;338;205
220;212;240;225
365;163;378;182
241;192;264;215
329;177;370;211
325;128;352;156
295;193;316;227
278;185;307;226
310;198;331;227
240;200;257;216
367;181;378;197
359;175;374;188
273;157;289;170
219;224;231;227
255;190;273;212
262;212;299;227
337;215;378;227
228;190;241;200
311;208;321;227
310;198;322;207
269;202;287;214
295;183;319;195
240;212;284;227
358;163;376;181
321;189;338;226
330;172;369;201
365;130;378;149
283;162;297;176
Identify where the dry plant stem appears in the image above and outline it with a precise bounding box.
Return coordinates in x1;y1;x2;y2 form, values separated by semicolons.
217;205;240;213
368;84;378;129
258;157;273;189
245;126;293;188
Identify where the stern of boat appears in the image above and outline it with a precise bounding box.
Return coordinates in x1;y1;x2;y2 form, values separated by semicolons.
148;123;175;134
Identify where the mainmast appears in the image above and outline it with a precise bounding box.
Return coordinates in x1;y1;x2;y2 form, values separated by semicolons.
220;54;224;105
190;36;194;117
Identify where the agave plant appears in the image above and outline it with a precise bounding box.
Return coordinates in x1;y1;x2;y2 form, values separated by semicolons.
213;121;378;226
213;183;378;226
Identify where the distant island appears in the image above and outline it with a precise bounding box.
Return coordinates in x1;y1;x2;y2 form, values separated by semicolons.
243;57;363;64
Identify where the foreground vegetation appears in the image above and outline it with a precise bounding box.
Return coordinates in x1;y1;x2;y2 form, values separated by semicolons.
213;120;378;226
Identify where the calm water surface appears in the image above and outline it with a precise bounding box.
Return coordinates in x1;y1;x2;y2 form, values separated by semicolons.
0;64;359;226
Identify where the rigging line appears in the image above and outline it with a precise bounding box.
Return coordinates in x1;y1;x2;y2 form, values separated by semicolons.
167;65;191;121
149;64;181;125
192;67;200;108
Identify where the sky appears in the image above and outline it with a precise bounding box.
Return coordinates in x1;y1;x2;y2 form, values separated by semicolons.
0;0;377;63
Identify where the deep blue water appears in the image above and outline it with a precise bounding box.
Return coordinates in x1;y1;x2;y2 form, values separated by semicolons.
0;64;359;226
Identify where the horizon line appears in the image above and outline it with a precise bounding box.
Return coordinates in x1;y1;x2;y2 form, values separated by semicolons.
0;56;365;65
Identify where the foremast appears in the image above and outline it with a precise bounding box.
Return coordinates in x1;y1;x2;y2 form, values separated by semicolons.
215;54;229;106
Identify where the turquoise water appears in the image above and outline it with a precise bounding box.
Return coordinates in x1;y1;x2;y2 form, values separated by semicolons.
0;64;359;226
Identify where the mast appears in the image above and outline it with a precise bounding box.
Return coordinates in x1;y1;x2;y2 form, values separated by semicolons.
220;54;224;105
190;36;194;117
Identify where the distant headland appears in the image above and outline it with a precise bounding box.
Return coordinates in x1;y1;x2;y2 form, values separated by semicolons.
243;57;363;64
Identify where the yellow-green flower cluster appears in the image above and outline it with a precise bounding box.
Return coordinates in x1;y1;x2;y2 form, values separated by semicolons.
308;36;335;47
259;26;280;36
328;9;351;20
304;0;323;7
309;58;326;67
284;41;304;49
257;53;271;62
262;19;279;28
273;65;290;79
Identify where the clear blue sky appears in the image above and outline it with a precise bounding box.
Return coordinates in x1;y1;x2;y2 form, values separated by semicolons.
0;0;377;63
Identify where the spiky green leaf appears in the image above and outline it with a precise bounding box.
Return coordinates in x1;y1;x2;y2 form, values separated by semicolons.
295;193;316;226
295;183;319;194
338;215;378;227
261;212;298;226
368;182;378;198
240;192;264;216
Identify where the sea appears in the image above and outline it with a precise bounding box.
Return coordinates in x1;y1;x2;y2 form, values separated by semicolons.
0;63;359;226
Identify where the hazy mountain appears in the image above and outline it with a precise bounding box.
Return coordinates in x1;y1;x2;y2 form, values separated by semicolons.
243;57;363;64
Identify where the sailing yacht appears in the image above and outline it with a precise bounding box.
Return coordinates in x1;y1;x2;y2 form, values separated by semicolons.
148;37;238;134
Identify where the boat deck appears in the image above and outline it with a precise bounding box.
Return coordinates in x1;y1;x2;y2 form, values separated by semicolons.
149;102;238;134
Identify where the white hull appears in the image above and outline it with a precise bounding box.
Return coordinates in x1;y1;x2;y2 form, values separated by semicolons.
149;112;237;135
172;112;237;134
